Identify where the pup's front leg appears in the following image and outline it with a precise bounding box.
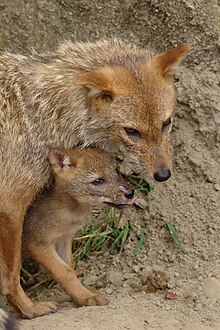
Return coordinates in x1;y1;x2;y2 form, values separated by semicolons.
55;238;84;276
29;242;109;306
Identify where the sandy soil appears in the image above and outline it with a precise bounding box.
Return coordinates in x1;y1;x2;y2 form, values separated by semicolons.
0;1;219;329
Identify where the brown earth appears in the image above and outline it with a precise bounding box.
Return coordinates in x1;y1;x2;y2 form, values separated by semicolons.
0;1;219;329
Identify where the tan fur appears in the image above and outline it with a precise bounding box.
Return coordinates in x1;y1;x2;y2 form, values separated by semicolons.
0;39;191;317
22;147;135;309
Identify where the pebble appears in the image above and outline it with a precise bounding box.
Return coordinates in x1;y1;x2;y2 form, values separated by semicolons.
133;265;140;273
105;288;113;295
176;280;184;288
82;275;98;287
134;197;148;209
214;183;220;191
168;255;176;262
194;303;202;311
109;304;117;310
107;270;124;286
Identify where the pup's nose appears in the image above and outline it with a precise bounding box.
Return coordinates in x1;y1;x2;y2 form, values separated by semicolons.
124;189;135;199
154;169;171;182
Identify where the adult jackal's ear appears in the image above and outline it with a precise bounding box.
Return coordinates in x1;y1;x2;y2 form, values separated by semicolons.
153;44;193;75
73;68;115;101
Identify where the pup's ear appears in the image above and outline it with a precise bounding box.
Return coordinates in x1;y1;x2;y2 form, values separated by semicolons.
153;44;193;75
48;148;76;170
73;68;114;99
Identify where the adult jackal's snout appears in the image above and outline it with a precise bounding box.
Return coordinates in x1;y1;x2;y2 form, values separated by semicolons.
74;43;192;181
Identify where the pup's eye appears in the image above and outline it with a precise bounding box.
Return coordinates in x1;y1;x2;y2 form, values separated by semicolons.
162;117;172;131
92;178;105;185
124;128;141;139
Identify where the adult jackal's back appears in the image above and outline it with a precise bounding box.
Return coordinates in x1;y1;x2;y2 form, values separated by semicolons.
0;39;191;318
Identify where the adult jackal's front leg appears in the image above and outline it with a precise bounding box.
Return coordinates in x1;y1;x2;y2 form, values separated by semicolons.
0;211;57;319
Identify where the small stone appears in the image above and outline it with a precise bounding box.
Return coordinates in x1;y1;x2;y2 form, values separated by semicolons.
141;270;168;291
105;288;113;295
110;305;117;310
107;270;123;286
134;197;148;209
82;275;98;287
168;255;175;262
133;265;140;273
194;303;202;311
214;183;220;191
176;280;183;288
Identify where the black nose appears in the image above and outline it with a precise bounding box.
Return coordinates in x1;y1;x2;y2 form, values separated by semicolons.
124;189;135;199
154;169;171;182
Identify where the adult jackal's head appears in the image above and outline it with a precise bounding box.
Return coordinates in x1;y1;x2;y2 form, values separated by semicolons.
74;41;192;182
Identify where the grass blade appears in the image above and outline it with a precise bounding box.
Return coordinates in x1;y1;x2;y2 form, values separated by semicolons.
134;230;145;256
120;222;130;251
109;231;124;254
128;175;154;195
166;223;185;252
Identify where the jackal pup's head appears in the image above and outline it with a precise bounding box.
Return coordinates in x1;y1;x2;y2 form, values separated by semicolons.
48;147;136;207
74;43;192;182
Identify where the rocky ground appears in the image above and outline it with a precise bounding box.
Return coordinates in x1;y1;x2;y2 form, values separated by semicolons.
0;1;219;329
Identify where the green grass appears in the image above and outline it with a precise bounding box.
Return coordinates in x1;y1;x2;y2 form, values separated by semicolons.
127;175;154;195
133;229;145;256
166;223;185;252
72;210;135;266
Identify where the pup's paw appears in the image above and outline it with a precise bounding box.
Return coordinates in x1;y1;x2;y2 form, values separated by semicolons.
84;294;109;306
22;301;58;319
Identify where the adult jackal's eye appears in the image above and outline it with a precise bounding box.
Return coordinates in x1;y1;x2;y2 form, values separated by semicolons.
162;117;172;132
97;91;113;102
124;128;141;139
92;178;105;185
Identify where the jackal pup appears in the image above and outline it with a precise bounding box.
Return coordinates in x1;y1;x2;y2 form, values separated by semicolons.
22;147;135;310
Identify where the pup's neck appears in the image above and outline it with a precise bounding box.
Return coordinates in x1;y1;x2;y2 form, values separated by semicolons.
51;184;92;214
